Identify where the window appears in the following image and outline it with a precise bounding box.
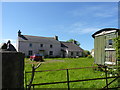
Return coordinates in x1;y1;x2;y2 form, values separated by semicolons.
50;45;53;48
76;52;79;56
29;43;32;47
28;50;33;56
40;44;43;47
108;39;112;45
71;52;73;56
49;51;53;55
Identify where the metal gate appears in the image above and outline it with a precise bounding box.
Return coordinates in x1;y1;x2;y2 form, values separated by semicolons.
25;65;120;89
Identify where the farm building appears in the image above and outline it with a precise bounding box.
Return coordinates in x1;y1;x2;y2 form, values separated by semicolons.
91;49;94;57
61;41;84;58
92;28;120;66
17;30;84;58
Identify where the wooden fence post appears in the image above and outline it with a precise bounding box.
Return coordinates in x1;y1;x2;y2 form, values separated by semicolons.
105;66;108;89
66;69;70;90
25;71;27;89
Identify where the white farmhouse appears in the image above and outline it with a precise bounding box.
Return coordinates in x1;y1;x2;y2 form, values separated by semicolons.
17;30;84;58
91;49;94;57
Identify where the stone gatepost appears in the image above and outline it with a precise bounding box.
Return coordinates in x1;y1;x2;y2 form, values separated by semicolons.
0;42;25;89
1;51;25;89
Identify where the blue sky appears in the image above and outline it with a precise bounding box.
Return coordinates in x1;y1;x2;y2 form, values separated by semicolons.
1;2;118;51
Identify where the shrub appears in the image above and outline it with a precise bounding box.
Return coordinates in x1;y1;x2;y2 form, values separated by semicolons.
25;56;30;58
87;55;92;58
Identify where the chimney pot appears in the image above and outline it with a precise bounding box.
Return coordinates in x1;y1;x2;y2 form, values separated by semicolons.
18;30;21;36
54;35;58;40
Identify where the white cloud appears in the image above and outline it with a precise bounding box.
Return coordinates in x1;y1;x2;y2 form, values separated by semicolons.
69;27;100;34
70;5;117;18
66;22;100;34
94;7;117;18
53;20;117;35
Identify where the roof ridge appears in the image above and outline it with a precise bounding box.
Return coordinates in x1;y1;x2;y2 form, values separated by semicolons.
60;41;72;43
23;35;54;39
92;28;119;38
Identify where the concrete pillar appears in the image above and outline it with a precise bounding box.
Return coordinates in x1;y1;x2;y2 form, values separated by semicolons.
1;51;24;89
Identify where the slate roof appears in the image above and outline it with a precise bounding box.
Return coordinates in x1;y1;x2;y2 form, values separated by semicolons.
18;34;84;51
18;35;60;44
61;42;84;52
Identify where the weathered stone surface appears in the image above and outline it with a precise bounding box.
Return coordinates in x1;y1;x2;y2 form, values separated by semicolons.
1;51;24;89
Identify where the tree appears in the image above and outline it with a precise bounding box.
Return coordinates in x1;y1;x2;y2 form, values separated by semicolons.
66;39;80;46
114;33;120;87
83;50;90;57
113;35;120;60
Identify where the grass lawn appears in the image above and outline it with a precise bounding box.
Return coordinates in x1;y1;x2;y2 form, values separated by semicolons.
25;58;118;88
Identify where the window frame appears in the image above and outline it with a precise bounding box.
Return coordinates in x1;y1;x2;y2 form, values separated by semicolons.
50;44;53;48
29;43;32;47
76;52;79;56
28;50;33;56
108;39;113;46
40;44;43;47
71;52;73;56
49;51;53;55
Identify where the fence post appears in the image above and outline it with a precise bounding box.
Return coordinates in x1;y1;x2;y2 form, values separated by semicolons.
66;69;70;90
33;85;34;89
105;66;108;89
25;71;27;89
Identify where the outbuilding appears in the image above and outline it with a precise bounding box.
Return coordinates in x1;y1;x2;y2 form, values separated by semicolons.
92;28;120;66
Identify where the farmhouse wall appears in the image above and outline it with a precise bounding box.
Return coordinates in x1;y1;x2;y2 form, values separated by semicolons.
18;41;61;57
67;51;82;58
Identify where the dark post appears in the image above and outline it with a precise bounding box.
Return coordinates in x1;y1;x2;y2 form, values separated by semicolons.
105;66;108;89
66;69;70;90
25;72;27;89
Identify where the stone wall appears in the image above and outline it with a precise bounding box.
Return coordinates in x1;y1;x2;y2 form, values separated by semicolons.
1;51;24;89
18;41;61;57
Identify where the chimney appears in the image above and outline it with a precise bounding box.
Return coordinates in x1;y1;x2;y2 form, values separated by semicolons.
72;40;77;45
54;35;58;41
18;30;21;37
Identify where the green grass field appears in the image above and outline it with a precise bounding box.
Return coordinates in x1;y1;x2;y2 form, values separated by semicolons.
25;58;118;88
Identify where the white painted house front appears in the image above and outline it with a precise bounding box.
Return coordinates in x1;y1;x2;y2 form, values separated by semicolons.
17;30;84;58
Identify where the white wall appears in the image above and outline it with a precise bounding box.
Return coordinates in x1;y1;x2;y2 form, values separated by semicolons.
18;40;61;57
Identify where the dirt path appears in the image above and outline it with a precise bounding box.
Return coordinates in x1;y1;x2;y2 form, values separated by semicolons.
28;59;65;64
46;60;65;63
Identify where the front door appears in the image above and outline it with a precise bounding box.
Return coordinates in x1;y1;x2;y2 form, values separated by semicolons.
39;50;44;56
